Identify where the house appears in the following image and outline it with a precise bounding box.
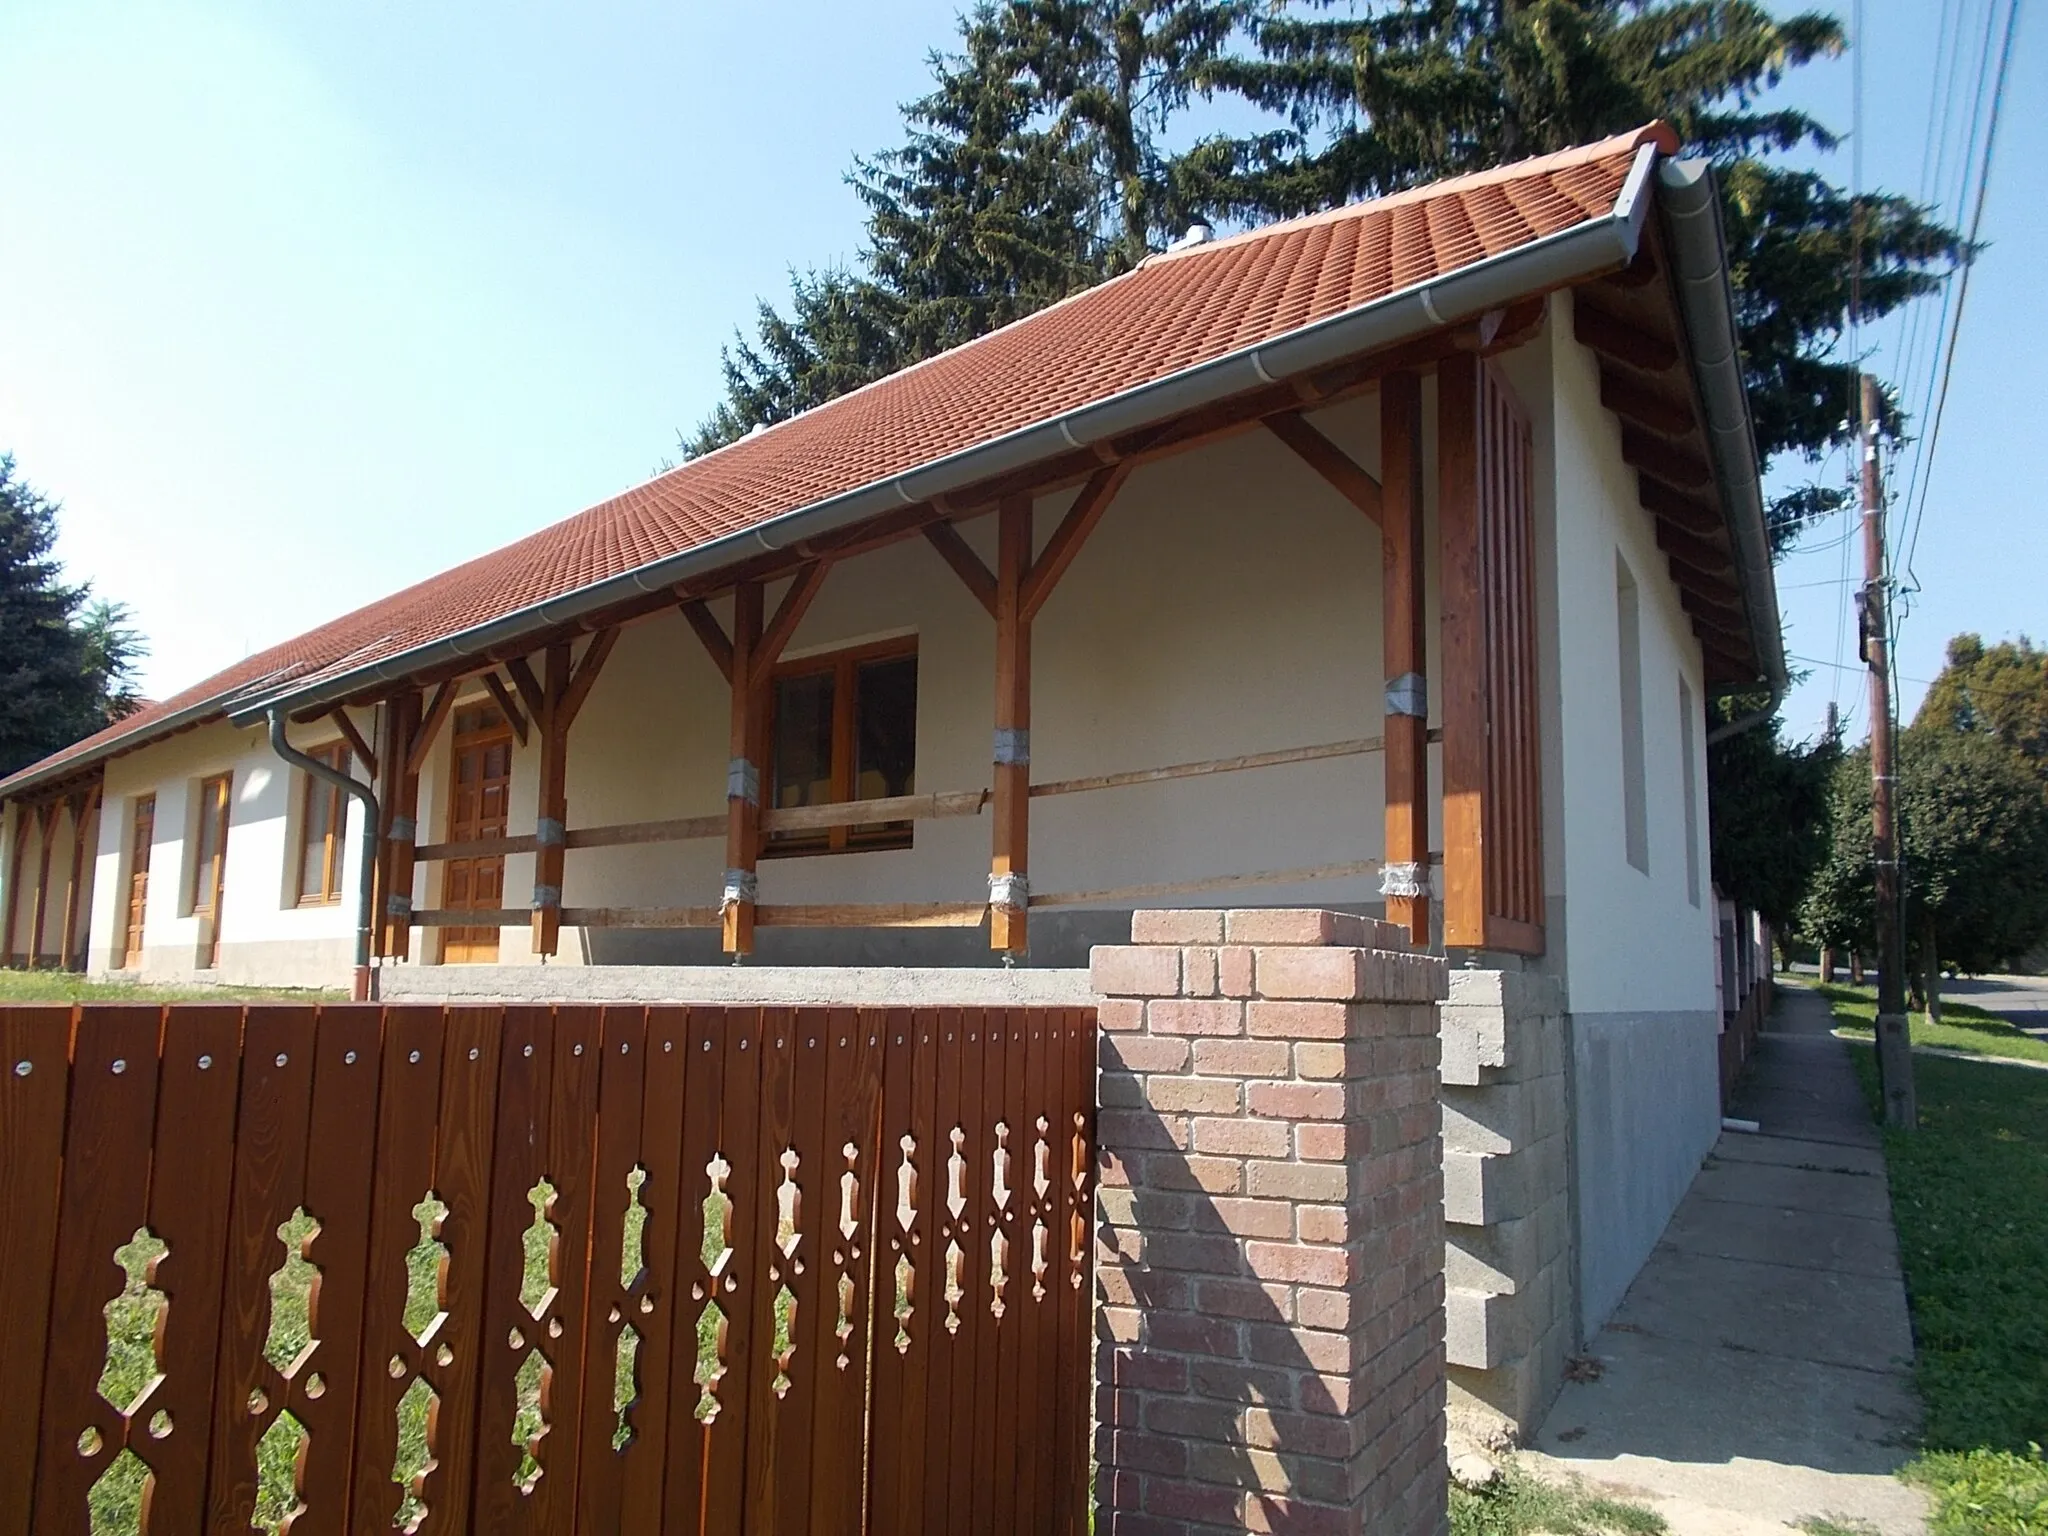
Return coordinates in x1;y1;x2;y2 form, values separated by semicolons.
0;123;1785;1438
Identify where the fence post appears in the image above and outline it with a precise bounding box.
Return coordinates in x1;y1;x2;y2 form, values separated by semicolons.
1092;908;1450;1535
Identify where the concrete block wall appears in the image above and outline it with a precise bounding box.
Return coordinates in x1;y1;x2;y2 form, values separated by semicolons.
1440;966;1574;1439
1092;908;1450;1536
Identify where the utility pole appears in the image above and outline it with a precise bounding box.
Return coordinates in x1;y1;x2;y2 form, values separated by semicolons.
1861;372;1915;1129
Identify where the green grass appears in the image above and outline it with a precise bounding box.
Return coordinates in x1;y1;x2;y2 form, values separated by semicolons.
1819;989;2048;1535
0;969;344;1004
1816;981;2048;1065
1449;1463;1666;1535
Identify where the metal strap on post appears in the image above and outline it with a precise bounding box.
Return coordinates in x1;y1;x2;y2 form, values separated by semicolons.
993;728;1031;767
1385;673;1428;719
988;871;1029;911
727;758;761;804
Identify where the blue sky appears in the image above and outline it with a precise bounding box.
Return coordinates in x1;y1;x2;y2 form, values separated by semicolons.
0;0;2037;747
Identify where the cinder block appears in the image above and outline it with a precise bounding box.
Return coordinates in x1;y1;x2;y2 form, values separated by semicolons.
1445;1286;1514;1370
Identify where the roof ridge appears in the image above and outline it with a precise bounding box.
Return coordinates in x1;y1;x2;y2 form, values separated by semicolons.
1143;122;1679;267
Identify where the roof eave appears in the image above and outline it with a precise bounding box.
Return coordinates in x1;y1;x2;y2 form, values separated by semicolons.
1655;158;1789;695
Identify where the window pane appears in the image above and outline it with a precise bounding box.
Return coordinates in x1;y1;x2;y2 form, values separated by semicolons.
773;671;836;810
301;780;334;900
855;656;917;801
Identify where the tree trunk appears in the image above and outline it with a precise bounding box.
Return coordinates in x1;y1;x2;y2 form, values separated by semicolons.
1820;946;1838;984
1922;916;1942;1025
1850;952;1864;985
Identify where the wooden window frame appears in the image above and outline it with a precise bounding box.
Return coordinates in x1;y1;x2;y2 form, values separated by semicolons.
294;741;350;907
190;773;232;916
765;635;918;858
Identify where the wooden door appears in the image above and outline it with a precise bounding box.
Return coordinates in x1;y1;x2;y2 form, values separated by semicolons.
442;706;513;963
191;774;231;969
119;795;154;967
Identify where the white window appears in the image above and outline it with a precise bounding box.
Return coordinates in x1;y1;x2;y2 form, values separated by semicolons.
1616;555;1648;874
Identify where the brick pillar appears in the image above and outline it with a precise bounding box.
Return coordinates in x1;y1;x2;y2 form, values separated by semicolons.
1093;908;1449;1536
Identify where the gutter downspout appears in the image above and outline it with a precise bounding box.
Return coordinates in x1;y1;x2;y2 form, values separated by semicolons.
269;709;380;1002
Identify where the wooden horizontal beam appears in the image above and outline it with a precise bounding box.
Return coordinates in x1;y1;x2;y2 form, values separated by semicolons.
1599;367;1693;436
1655;519;1735;580
1574;297;1679;372
760;789;989;835
922;522;998;617
1030;732;1435;800
1030;855;1434;911
1635;475;1723;537
1601;251;1661;290
409;907;531;927
1264;411;1383;525
1623;428;1713;490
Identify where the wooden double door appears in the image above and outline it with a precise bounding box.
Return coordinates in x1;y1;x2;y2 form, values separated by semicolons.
442;706;513;963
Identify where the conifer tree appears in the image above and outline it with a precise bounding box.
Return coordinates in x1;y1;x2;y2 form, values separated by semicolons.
1199;0;1966;543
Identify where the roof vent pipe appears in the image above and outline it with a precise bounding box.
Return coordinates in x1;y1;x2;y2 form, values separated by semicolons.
1168;223;1214;251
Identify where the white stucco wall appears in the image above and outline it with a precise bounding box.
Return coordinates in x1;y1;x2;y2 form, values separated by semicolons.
1548;288;1723;1334
87;717;370;986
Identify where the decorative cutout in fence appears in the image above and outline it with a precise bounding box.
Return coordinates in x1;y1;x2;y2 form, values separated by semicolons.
0;1001;1094;1536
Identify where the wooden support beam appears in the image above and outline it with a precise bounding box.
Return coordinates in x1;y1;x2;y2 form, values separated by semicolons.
377;690;424;960
1622;427;1713;490
1635;475;1722;537
1598;367;1693;436
750;564;829;688
0;802;25;966
329;707;379;770
1602;251;1661;289
990;494;1033;955
1655;519;1736;582
58;783;100;971
679;599;735;683
531;640;573;957
1381;370;1430;947
723;582;766;955
406;679;459;777
1573;297;1679;372
479;673;528;746
1455;298;1547;354
1437;353;1486;950
506;655;547;723
28;800;59;968
559;626;619;732
922;523;998;617
1264;411;1383;525
1022;461;1133;620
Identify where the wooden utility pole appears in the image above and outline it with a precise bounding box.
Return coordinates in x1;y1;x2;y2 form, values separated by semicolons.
1861;372;1915;1129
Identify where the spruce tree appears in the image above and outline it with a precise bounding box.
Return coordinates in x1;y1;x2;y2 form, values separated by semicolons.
1200;0;1967;544
0;455;146;776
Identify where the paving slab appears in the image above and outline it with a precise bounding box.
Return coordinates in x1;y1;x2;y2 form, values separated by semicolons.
1529;982;1927;1534
1689;1155;1893;1221
1658;1194;1903;1281
1709;1132;1888;1177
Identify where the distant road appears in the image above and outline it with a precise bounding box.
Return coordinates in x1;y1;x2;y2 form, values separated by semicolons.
1945;974;2048;1040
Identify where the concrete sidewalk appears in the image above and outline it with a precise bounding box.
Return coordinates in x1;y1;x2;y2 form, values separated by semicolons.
1525;982;1928;1534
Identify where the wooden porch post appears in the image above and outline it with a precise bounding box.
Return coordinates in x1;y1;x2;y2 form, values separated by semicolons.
1;803;24;967
1380;371;1431;947
1436;353;1486;949
532;641;572;956
28;800;59;968
377;689;425;960
58;783;101;971
723;582;766;955
991;494;1033;956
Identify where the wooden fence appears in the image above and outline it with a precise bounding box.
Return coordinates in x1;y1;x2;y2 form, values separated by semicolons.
0;1001;1095;1535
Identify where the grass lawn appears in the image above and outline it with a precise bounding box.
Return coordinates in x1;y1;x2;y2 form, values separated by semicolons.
1820;990;2048;1535
1450;1464;1665;1534
1816;981;2048;1065
0;969;344;1005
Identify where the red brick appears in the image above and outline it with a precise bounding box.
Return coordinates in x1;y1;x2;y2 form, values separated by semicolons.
1194;1277;1296;1322
1103;1034;1190;1074
1181;946;1219;997
1099;997;1147;1033
1131;908;1225;945
1246;1082;1344;1121
1293;1122;1352;1162
1191;1118;1290;1158
1292;1041;1352;1079
1295;1205;1352;1245
1246;1160;1348;1203
1196;1196;1295;1239
1225;908;1366;946
1190;1038;1291;1077
1145;1477;1242;1525
1143;1153;1243;1194
1099;1108;1190;1151
1218;945;1255;997
1246;1000;1352;1040
1256;946;1368;1001
1145;1076;1241;1115
1093;945;1183;997
1147;1000;1244;1036
1244;1242;1354;1287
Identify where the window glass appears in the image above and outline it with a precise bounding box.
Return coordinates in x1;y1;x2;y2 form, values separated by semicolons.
768;643;917;854
297;742;347;905
856;656;918;802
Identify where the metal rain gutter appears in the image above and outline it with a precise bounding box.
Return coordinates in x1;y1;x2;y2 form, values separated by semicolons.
1656;157;1789;697
218;140;1668;731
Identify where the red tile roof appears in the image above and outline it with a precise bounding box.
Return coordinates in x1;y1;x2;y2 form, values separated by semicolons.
5;124;1677;795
